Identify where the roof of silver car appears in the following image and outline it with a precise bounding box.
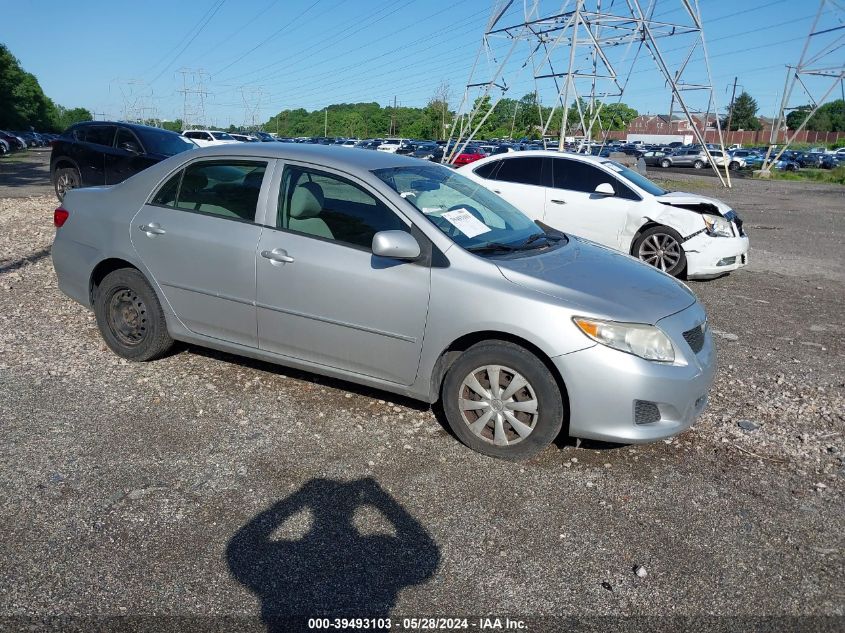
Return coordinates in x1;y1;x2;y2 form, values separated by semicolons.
187;142;425;172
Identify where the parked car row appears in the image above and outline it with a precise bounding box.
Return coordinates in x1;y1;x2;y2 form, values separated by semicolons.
0;129;60;155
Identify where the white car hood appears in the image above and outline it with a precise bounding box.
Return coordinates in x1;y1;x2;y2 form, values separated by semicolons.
656;191;733;217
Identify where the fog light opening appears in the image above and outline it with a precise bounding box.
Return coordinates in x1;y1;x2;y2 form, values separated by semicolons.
716;256;736;267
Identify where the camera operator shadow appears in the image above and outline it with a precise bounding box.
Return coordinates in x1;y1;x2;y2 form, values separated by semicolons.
226;477;440;632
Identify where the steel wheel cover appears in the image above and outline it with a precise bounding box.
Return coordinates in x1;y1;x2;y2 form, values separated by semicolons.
638;233;682;272
458;365;539;446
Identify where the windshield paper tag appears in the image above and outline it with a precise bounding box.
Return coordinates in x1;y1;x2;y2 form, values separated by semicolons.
441;209;491;238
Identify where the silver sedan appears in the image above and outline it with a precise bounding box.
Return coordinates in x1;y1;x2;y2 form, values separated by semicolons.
51;144;715;460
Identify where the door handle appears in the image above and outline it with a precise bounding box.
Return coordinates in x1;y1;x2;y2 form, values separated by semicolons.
261;248;295;264
493;189;502;194
138;223;166;236
550;199;567;205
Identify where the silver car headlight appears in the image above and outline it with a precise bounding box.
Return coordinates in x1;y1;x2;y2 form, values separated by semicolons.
573;317;675;362
703;214;733;237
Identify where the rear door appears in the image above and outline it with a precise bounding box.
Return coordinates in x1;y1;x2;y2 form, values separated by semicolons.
75;124;115;186
472;156;547;221
544;157;639;248
131;158;270;347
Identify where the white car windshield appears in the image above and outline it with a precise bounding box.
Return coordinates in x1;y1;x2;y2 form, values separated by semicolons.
211;132;234;140
602;160;668;196
374;165;561;255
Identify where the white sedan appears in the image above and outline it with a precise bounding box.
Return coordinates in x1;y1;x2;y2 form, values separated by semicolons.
458;151;749;279
181;130;240;147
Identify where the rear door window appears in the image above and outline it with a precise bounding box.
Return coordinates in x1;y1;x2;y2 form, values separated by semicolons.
84;125;117;147
490;157;544;186
156;161;267;221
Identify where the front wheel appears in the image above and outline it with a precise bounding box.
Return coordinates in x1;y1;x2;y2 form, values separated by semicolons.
633;225;687;277
660;159;671;168
94;268;173;361
54;167;80;201
728;161;740;171
693;160;704;169
442;341;564;461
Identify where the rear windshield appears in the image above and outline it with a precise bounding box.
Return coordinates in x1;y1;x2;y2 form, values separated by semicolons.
211;132;235;141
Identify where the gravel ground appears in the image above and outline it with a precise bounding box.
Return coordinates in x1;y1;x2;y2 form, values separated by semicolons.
0;170;843;630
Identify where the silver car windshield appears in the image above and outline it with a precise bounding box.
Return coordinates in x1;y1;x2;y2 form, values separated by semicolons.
373;165;550;253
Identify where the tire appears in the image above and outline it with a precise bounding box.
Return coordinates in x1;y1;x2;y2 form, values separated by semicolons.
54;166;81;202
94;268;173;361
442;341;564;461
660;159;671;168
693;160;704;169
633;225;687;277
728;161;739;171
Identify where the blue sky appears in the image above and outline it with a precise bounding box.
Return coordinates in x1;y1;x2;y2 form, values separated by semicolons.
3;0;842;127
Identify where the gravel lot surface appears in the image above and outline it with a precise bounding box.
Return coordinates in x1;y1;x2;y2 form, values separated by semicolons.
0;167;843;630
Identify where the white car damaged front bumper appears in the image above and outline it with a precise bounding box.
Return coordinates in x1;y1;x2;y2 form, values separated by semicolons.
683;231;749;279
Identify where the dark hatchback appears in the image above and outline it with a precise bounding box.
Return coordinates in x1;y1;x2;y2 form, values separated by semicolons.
50;122;196;201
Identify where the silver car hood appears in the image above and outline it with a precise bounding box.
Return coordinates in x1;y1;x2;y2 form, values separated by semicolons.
495;238;697;324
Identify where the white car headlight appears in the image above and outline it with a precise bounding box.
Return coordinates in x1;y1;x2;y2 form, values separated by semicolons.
573;317;675;362
703;214;733;237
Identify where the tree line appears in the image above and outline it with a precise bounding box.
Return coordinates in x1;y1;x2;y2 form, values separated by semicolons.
262;89;639;140
0;44;92;132
723;90;845;133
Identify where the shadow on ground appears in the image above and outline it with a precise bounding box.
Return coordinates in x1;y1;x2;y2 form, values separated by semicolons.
227;477;439;632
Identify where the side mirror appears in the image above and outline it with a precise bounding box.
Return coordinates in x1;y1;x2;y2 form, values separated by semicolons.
120;141;141;154
594;182;615;196
372;230;420;260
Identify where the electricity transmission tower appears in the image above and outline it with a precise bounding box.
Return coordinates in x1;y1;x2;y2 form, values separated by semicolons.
177;68;211;130
447;0;731;186
239;85;266;131
761;0;845;173
110;79;157;124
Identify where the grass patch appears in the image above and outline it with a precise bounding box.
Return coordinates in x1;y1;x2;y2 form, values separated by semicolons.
767;166;845;185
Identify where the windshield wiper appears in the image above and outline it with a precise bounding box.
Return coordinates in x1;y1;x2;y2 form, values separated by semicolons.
466;241;520;254
518;233;562;249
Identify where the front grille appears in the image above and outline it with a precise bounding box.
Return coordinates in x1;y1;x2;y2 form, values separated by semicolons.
634;400;661;425
683;323;705;353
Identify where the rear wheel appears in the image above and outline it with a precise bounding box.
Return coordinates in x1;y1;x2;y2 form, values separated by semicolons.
633;225;687;277
54;166;80;201
728;161;740;171
660;158;671;168
442;341;564;461
693;160;704;169
94;268;173;361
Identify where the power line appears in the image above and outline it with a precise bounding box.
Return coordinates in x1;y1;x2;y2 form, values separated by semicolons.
149;0;227;85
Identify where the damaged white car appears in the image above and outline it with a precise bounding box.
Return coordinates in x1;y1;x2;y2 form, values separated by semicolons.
458;151;749;279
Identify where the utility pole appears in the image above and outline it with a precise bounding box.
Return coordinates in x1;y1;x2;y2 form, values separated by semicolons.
390;95;397;137
324;108;328;137
725;76;738;141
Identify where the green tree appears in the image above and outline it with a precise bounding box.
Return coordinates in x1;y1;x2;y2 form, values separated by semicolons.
786;99;845;132
724;91;762;131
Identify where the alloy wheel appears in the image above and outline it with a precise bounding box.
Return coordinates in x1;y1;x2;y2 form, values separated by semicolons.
638;233;682;272
458;365;539;446
57;172;75;198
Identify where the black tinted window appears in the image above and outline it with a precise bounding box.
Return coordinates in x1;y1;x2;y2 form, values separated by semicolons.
473;160;501;179
139;128;195;155
553;159;606;192
116;128;142;153
491;157;543;186
175;161;266;221
84;125;116;147
278;166;405;250
152;172;181;206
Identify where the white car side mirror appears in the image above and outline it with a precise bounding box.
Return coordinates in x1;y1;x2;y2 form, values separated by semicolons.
594;182;615;196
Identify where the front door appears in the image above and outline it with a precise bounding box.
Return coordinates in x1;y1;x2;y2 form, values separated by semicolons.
543;157;637;249
130;159;269;347
256;164;430;385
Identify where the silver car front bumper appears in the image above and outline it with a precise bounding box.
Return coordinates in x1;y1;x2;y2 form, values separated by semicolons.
553;302;716;443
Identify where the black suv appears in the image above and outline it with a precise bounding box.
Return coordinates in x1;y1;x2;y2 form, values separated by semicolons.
50;122;196;200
